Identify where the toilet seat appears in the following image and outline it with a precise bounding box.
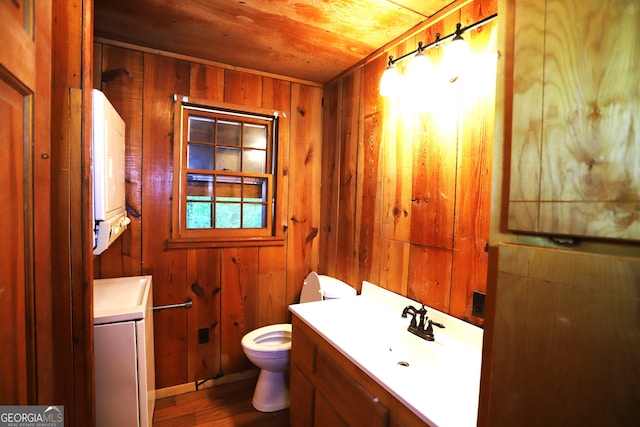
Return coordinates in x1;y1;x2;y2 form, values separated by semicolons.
241;323;292;353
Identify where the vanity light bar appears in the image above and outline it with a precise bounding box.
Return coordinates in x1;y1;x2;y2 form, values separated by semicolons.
385;13;498;68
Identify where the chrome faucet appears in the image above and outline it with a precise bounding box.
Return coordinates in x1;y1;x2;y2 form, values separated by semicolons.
401;304;445;341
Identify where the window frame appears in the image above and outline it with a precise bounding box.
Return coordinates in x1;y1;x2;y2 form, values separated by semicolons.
169;95;284;248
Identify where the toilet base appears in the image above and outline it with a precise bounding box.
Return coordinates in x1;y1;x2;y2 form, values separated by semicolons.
252;369;290;412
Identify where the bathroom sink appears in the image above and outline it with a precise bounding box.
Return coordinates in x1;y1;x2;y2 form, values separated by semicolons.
94;275;152;324
290;282;484;426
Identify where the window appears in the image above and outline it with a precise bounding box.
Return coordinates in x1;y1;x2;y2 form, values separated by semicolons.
171;96;281;245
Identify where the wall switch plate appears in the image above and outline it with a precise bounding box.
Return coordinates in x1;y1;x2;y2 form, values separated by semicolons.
198;328;209;344
472;290;486;318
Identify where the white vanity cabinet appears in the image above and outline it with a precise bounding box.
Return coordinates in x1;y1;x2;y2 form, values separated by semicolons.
94;275;155;427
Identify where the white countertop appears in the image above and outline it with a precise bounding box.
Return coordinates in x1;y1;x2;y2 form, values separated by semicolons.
289;281;483;427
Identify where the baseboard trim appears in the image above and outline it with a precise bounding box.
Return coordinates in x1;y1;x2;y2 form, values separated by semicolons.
155;369;260;399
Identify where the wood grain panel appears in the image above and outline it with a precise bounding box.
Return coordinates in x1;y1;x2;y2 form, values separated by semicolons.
221;247;259;374
509;0;640;240
50;0;96;422
290;365;316;427
450;11;497;322
258;245;288;326
335;70;361;286
142;53;190;388
96;45;144;277
378;239;409;296
316;349;389;427
407;244;452;311
0;63;30;405
409;15;457;250
190;63;224;101
356;55;386;285
32;0;54;404
224;69;262;107
507;0;544;208
488;243;640;426
187;248;222;382
540;0;639;207
355;111;383;287
320;79;341;277
381;35;413;245
260;76;291;240
94;0;436;83
286;84;323;306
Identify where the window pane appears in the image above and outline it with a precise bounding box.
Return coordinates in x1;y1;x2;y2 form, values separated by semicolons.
215;199;240;228
243;177;267;202
187;174;214;197
217;120;241;146
186;200;213;229
243;204;266;228
244;123;267;149
188;144;214;170
243;148;266;173
189;116;215;142
216;147;240;171
215;174;241;198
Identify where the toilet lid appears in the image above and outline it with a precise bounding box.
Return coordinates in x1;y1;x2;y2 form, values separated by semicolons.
300;272;356;303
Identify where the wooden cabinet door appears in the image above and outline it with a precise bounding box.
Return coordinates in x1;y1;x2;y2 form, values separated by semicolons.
488;243;640;425
508;0;640;241
316;350;389;427
0;1;52;404
290;365;316;427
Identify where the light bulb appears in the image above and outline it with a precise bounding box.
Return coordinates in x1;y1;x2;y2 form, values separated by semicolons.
405;48;432;103
444;31;470;82
407;50;431;81
379;64;401;97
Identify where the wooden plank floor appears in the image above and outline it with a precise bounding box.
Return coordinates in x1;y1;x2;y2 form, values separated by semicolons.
152;377;290;427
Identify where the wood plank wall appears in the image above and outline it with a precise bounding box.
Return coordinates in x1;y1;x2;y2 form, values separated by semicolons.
320;0;497;323
93;44;323;388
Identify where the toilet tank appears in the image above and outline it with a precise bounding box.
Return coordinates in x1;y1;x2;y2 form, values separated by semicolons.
300;272;356;303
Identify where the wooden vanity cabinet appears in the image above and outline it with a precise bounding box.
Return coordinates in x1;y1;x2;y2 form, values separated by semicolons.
290;315;429;427
508;0;640;241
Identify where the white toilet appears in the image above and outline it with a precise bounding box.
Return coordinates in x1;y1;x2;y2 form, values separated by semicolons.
241;271;356;412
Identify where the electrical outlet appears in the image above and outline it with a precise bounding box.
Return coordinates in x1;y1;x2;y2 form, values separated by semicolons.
198;328;209;344
472;291;486;318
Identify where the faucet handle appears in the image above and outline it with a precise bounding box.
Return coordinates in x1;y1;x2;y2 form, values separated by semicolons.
417;305;428;330
409;314;417;328
425;320;445;340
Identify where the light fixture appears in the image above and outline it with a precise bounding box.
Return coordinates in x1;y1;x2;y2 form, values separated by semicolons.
378;13;498;97
444;23;471;82
379;56;402;97
407;42;431;85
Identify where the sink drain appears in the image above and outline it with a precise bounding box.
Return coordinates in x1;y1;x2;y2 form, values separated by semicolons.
397;361;410;367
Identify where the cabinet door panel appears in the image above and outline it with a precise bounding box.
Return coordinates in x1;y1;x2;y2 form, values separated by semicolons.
314;393;348;427
291;324;316;376
509;0;640;241
290;365;315;427
316;350;389;427
488;243;640;425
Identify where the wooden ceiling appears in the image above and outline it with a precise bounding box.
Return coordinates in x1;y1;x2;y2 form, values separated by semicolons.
94;0;455;83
